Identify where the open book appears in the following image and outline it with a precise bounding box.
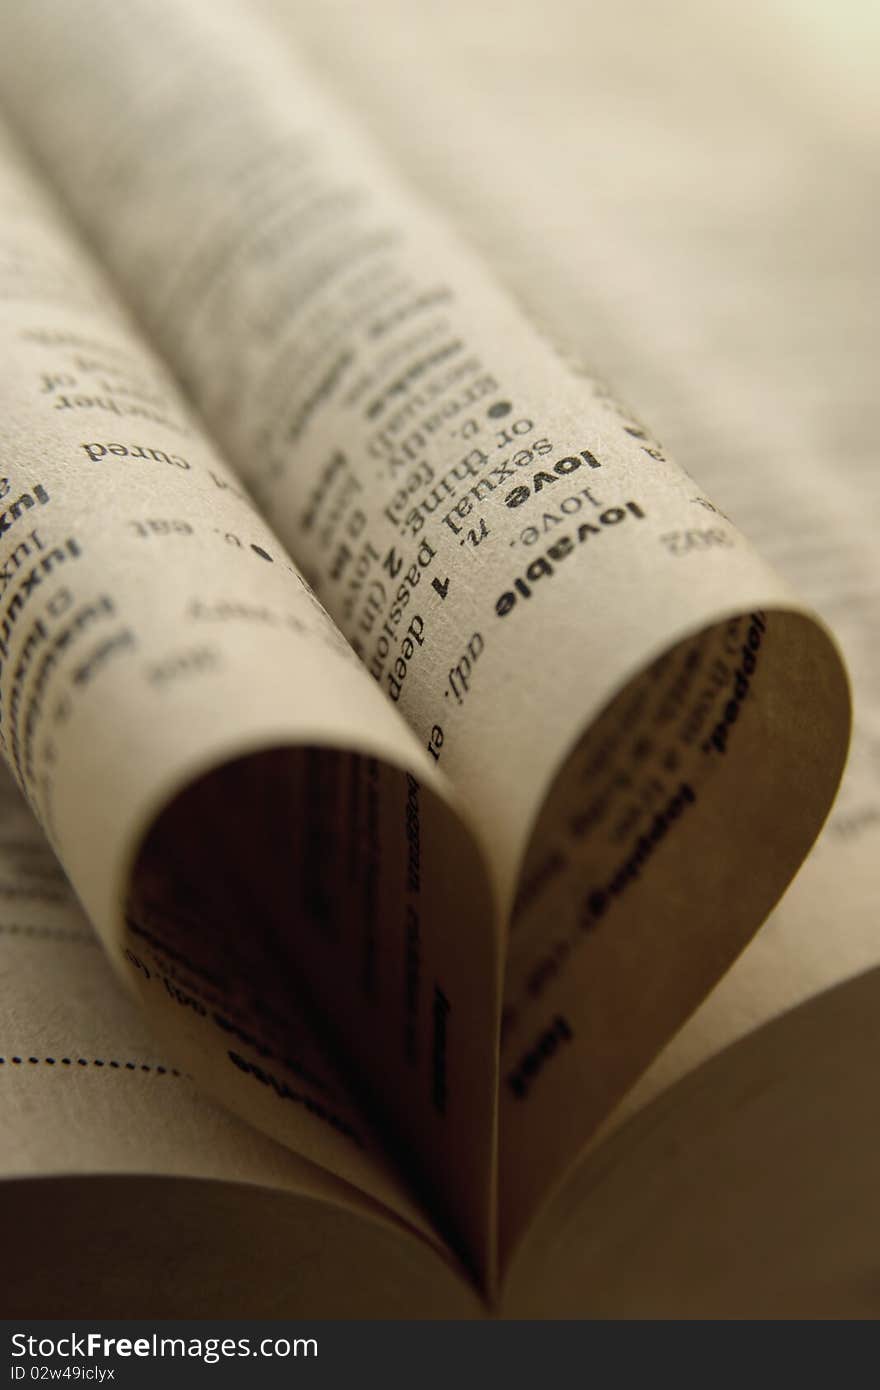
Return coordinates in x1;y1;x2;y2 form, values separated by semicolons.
0;0;876;1318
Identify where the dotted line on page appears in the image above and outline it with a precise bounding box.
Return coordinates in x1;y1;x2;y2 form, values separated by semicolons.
0;1055;183;1075
0;923;95;943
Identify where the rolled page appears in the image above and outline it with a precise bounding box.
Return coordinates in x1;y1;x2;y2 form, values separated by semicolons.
0;0;851;1265
0;121;499;1271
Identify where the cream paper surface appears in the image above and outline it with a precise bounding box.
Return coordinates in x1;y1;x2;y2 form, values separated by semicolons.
0;122;499;1264
0;0;854;1266
254;0;880;1160
254;0;880;1258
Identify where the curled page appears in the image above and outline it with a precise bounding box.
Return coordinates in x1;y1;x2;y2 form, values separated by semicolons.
0;122;499;1271
0;0;851;1269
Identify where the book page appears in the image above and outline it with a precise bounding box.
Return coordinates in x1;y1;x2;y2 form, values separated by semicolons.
0;767;481;1315
0;0;852;1259
251;0;880;1255
502;964;880;1317
0;117;501;1269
